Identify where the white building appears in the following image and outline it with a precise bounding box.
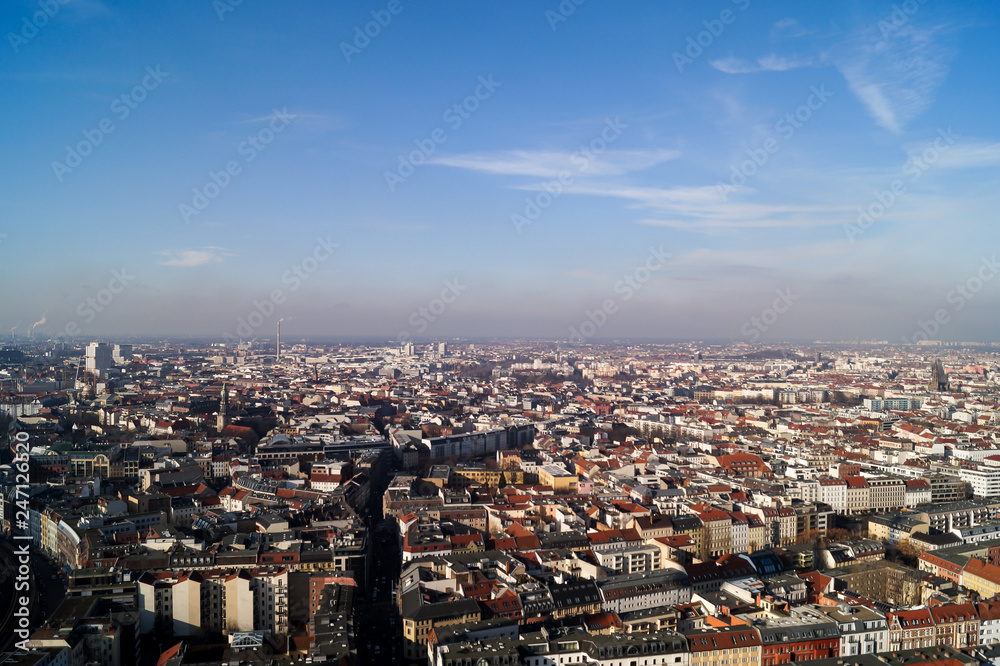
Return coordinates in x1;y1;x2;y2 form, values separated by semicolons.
959;466;1000;498
819;479;848;514
86;342;113;375
596;570;692;614
112;344;133;364
795;603;888;657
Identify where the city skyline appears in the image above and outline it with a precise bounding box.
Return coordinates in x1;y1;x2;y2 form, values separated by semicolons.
2;1;1000;343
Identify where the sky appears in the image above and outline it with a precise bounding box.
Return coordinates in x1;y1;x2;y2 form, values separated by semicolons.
1;0;999;345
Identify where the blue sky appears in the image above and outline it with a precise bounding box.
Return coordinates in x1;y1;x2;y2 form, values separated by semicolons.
1;0;999;344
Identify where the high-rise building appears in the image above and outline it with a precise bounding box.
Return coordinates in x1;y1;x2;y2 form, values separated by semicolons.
85;342;113;374
113;344;133;364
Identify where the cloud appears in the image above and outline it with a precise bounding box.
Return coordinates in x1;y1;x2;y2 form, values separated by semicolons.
503;177;852;234
771;18;812;40
64;0;111;20
710;54;813;74
238;110;349;133
516;181;849;232
931;141;1000;170
835;23;952;133
430;149;679;178
710;58;760;75
157;247;235;267
637;216;841;232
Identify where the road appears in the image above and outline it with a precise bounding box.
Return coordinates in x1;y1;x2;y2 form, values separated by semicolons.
0;538;67;652
355;464;403;666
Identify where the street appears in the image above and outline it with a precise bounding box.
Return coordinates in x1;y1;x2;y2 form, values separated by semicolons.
355;462;404;665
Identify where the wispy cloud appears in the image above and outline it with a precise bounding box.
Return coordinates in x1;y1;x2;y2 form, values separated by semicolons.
237;110;349;133
710;54;813;74
771;18;812;40
514;181;850;233
638;216;840;232
835;23;953;133
64;0;111;20
430;149;679;178
930;141;1000;169
156;247;235;267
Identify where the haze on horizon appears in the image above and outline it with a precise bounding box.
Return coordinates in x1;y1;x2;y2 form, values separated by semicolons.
2;1;999;345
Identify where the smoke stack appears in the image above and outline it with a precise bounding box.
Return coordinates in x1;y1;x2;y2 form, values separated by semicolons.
276;320;281;362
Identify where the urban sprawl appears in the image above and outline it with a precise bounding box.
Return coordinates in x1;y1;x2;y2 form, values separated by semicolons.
6;339;1000;666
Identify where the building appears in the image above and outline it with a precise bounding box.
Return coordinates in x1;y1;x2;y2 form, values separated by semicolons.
796;603;888;657
112;344;133;364
826;561;922;607
917;499;1000;532
755;615;840;666
217;383;230;432
867;514;929;547
867;477;906;511
401;587;481;661
929;359;949;392
886;608;936;651
959;465;1000;498
929;603;979;649
684;626;762;666
596;570;692;614
537;464;579;494
86;342;113;375
697;509;733;560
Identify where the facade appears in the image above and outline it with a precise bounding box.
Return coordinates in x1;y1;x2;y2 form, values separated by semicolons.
977;601;1000;646
959;466;1000;498
597;570;693;614
538;464;579;493
929;603;979;649
684;626;762;666
401;588;481;661
756;616;840;666
867;477;906;512
86;342;114;374
818;479;847;515
886;609;936;651
698;509;733;560
800;604;888;657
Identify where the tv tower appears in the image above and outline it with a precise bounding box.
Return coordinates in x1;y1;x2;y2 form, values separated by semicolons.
276;319;282;362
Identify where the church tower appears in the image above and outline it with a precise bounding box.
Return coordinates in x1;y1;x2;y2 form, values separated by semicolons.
217;382;229;431
928;359;949;392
